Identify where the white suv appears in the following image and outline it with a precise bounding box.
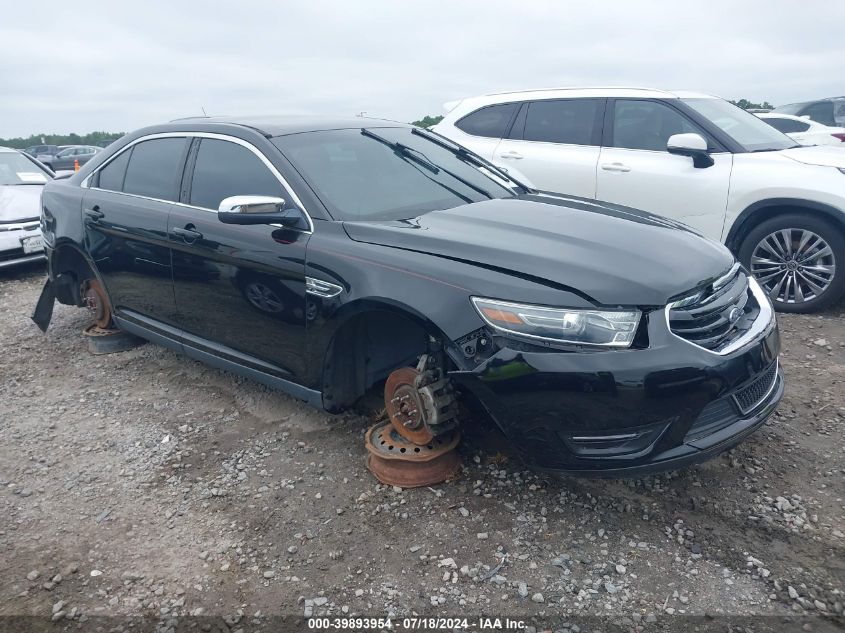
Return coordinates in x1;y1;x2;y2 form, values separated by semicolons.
433;88;845;312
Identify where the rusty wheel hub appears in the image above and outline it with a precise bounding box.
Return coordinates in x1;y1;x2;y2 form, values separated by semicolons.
364;422;461;488
385;366;433;444
83;279;112;329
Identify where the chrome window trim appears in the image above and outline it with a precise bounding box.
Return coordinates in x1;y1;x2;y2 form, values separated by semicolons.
81;131;314;234
664;275;775;356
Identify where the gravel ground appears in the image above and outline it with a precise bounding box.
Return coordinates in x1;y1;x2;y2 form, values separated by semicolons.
1;263;843;632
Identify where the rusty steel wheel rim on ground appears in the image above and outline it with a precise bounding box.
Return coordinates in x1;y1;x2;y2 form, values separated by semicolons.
364;422;461;487
384;366;434;445
83;279;112;329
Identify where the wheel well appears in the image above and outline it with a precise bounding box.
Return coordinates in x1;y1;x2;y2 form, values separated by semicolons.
321;309;440;413
726;202;845;252
51;243;96;306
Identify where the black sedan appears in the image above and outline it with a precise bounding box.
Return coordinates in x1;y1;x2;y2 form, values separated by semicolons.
33;116;782;475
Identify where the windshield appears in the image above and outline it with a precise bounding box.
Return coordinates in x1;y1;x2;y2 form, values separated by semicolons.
682;98;798;152
0;152;51;185
273;127;516;221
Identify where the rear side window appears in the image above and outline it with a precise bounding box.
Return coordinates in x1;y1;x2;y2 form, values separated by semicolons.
455;103;518;138
522;99;599;145
122;138;187;201
763;118;810;133
189;139;284;210
611;100;705;151
801;101;835;126
97;148;132;192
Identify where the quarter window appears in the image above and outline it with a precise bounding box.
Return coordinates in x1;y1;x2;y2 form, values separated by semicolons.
762;117;810;134
455;103;518;138
96;148;132;192
189;139;284;210
611;100;705;151
122;138;187;201
522;99;599;145
801;102;835;126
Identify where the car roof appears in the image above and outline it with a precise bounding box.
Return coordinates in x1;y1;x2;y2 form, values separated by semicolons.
442;87;718;113
164;115;409;137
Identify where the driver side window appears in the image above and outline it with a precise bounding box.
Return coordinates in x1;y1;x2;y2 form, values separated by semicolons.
611;100;708;152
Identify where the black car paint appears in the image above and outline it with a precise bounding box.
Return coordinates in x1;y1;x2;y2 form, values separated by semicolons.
37;118;782;475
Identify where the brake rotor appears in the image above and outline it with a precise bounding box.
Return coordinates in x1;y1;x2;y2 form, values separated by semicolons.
83;279;112;329
364;422;461;488
385;366;435;444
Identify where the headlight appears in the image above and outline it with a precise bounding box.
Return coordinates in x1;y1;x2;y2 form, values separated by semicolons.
471;297;641;348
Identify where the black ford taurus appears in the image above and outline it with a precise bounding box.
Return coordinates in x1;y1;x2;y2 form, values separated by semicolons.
33;116;783;475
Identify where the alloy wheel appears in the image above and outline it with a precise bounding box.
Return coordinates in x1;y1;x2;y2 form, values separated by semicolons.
750;228;836;305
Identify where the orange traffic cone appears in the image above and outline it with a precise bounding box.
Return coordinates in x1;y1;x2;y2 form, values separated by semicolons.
74;159;80;172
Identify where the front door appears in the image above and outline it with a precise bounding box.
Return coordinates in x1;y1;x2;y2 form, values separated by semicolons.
595;99;732;239
83;136;190;330
169;136;310;380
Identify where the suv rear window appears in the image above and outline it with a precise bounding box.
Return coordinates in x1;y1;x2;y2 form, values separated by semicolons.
455;103;518;138
522;99;600;145
122;138;187;201
763;117;810;134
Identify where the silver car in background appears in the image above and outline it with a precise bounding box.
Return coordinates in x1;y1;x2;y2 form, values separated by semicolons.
0;147;52;269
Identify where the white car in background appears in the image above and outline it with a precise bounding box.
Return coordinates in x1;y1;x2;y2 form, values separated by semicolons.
755;112;845;147
0;147;52;269
433;88;845;312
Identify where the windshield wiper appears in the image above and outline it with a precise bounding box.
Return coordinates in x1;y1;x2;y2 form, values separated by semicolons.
361;128;494;199
411;127;534;192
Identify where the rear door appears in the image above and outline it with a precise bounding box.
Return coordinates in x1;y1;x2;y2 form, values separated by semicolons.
84;136;189;330
169;136;310;380
595;98;732;239
493;98;604;198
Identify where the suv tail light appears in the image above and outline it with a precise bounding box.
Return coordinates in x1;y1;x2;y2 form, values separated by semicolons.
831;133;845;142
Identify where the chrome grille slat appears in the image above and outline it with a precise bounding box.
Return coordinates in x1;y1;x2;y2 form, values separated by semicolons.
668;267;761;353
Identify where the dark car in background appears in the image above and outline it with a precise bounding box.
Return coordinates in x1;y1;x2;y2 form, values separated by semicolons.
774;96;845;127
48;145;101;171
24;144;62;165
34;116;782;475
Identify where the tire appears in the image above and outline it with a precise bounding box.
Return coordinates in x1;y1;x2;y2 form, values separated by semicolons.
737;213;845;313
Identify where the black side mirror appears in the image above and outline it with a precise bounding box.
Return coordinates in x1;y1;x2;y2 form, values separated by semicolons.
217;196;307;228
667;133;714;168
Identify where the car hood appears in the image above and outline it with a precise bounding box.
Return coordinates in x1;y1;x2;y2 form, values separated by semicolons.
780;145;845;168
0;185;43;223
342;195;734;306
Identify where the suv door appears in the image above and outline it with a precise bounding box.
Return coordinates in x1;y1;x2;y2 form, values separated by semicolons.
169;136;310;380
493;98;604;198
595;98;732;239
84;136;189;330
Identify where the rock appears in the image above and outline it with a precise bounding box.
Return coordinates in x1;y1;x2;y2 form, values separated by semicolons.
458;507;470;517
89;570;102;577
531;592;544;603
287;546;298;554
355;589;364;597
645;613;657;623
263;570;275;579
604;582;617;594
52;601;65;614
220;563;230;572
615;564;626;574
518;583;529;598
439;558;457;569
26;570;39;582
477;532;489;540
788;586;799;600
313;597;328;606
813;339;827;347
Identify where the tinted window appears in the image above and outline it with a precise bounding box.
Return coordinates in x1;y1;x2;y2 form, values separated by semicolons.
612;100;705;151
683;98;795;152
274;128;514;221
97;148;132;192
523;99;599;145
455;103;518;138
763;117;810;133
801;102;835;126
122;138;186;201
189;139;284;210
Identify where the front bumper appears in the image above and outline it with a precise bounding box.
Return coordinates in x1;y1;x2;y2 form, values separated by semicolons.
0;221;46;269
452;304;782;476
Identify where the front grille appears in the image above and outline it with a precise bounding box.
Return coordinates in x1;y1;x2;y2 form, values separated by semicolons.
668;265;760;352
0;247;26;262
733;361;778;414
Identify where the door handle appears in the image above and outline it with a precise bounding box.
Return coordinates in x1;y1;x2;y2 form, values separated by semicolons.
600;162;631;172
83;206;104;222
499;151;523;159
171;225;203;242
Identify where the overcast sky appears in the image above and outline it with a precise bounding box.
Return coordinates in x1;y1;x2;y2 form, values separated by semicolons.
2;1;842;138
